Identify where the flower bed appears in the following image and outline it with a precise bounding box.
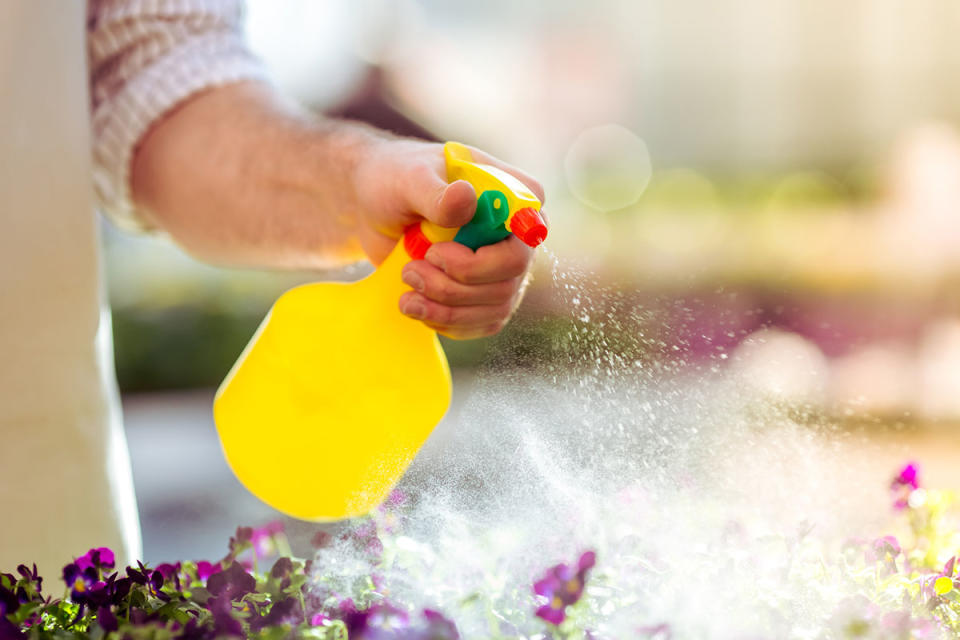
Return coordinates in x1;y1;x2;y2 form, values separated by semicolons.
2;463;958;639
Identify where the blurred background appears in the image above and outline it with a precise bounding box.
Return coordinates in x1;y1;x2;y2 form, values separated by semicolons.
106;0;960;563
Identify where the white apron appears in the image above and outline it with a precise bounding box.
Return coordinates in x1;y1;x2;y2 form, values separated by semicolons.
0;1;141;577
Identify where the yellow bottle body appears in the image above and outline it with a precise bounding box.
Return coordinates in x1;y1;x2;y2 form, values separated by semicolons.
213;241;451;520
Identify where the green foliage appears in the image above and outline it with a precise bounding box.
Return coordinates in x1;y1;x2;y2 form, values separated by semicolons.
112;306;264;391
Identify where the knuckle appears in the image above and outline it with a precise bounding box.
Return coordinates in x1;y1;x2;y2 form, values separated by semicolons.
413;162;436;184
433;278;461;304
430;304;455;326
444;259;470;283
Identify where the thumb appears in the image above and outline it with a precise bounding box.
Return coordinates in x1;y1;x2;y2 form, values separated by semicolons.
423;179;476;229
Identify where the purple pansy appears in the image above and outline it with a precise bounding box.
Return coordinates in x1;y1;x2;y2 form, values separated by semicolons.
0;617;24;640
828;595;881;637
421;609;460;639
0;579;19;619
533;550;597;625
881;610;936;638
250;596;302;631
14;565;41;595
923;556;958;600
343;521;384;558
310;531;332;549
339;598;358;616
154;562;180;580
62;548;120;607
97;606;118;633
154;562;183;591
344;602;411;638
207;594;244;637
62;563;110;606
343;603;458;640
865;536;901;573
206;563;256;601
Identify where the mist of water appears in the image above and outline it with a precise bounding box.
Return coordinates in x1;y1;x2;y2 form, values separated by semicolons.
308;251;904;638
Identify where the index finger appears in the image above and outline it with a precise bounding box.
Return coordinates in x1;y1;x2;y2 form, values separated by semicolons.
463;145;546;205
425;236;534;285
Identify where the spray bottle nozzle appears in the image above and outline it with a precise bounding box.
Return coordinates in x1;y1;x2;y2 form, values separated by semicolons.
509;207;548;248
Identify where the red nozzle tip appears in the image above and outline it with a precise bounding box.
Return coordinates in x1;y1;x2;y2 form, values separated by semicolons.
403;223;432;260
510;207;548;248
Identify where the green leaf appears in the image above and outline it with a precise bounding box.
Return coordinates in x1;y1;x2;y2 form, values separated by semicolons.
11;601;40;624
189;586;212;605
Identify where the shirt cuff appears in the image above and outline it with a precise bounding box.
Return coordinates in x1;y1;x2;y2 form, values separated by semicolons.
92;34;268;232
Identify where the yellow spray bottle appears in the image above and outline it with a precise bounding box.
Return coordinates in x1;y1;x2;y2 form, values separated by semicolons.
213;142;547;521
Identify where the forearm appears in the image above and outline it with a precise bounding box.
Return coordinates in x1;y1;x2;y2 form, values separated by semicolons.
130;82;386;269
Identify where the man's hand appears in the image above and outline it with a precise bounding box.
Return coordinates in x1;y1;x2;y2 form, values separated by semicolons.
131;82;545;340
350;138;546;339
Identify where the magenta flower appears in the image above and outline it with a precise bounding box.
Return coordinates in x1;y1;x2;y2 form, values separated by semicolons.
75;547;115;573
384;489;408;510
154;562;180;580
890;462;921;510
893;462;920;489
251;520;285;556
533;551;597;625
154;563;183;591
195;560;222;581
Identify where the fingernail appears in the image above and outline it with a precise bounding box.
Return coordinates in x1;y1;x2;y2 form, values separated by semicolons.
402;270;424;292
402;299;426;319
